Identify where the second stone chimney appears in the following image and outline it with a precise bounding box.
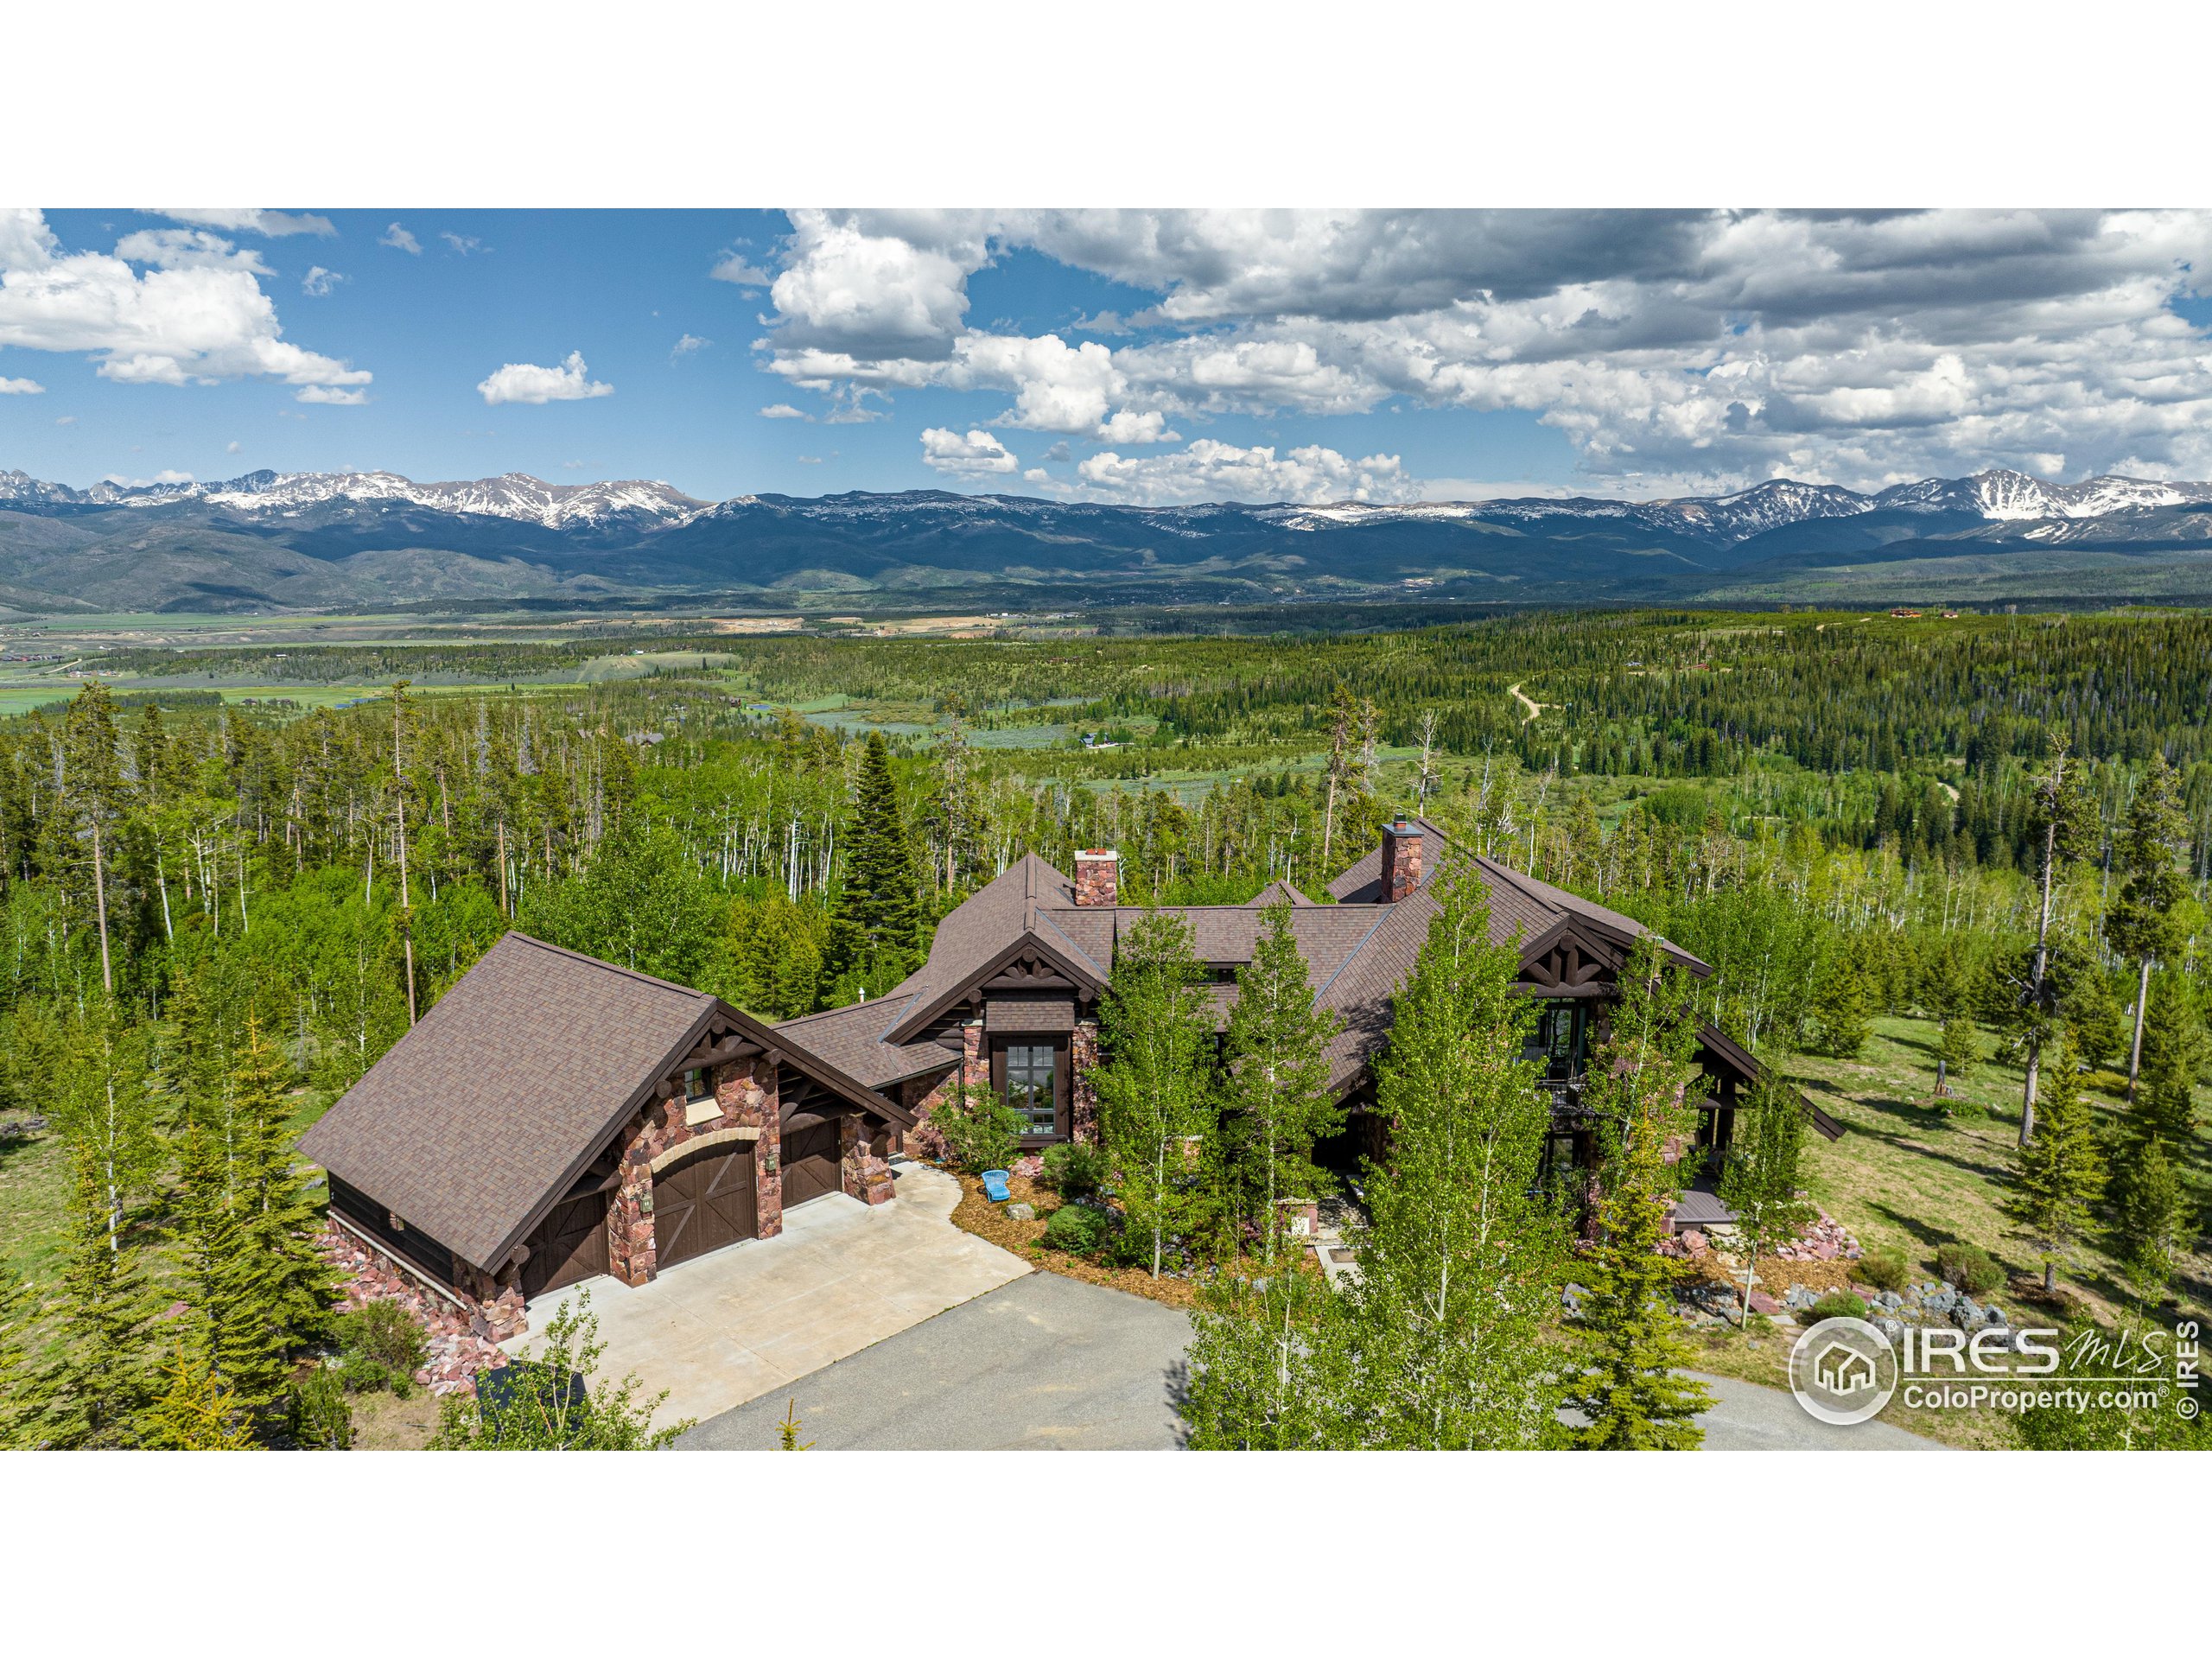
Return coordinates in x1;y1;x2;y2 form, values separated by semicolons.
1074;849;1120;906
1381;816;1423;902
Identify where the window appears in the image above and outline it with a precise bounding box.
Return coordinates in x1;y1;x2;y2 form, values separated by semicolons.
1002;1044;1058;1135
683;1066;720;1127
1522;1000;1586;1082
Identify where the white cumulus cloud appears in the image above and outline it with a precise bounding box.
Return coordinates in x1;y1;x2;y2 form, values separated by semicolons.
0;376;42;394
671;333;711;360
919;426;1020;478
745;208;2212;491
760;403;810;419
379;223;423;255
475;351;614;405
302;265;344;297
0;210;372;396
1073;439;1421;505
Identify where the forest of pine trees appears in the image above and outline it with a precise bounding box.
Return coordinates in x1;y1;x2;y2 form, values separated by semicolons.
0;606;2205;1449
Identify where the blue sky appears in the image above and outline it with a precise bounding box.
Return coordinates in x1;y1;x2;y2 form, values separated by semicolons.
7;208;2212;504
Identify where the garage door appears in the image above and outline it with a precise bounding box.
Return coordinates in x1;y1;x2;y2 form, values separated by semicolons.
780;1117;842;1209
654;1141;758;1269
521;1189;610;1299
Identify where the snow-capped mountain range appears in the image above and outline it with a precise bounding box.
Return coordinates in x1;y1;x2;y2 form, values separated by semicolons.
1267;470;2212;541
0;467;705;530
5;464;2210;544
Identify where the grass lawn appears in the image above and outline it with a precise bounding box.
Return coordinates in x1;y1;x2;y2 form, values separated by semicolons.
1787;1013;2209;1329
1661;1011;2212;1450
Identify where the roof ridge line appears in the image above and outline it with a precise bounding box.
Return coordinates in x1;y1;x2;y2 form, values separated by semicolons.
1311;904;1396;1001
502;931;715;1002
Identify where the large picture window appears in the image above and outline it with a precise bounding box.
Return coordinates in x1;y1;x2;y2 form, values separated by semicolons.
1523;1000;1587;1082
1002;1043;1058;1135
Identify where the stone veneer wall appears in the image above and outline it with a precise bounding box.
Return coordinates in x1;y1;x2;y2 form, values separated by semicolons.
1070;1019;1100;1141
839;1114;896;1205
900;1020;988;1159
318;1224;519;1396
607;1053;781;1287
902;1016;1102;1149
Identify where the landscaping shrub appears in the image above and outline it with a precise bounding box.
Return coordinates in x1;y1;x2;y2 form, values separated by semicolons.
333;1299;429;1396
1041;1140;1108;1200
287;1366;356;1449
1936;1241;2004;1296
1808;1291;1869;1322
1858;1246;1910;1292
929;1084;1024;1175
1043;1202;1109;1256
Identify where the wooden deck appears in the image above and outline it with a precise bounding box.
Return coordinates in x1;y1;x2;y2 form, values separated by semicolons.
1668;1179;1737;1230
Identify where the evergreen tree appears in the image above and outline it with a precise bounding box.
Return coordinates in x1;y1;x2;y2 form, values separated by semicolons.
1564;936;1713;1449
1936;1012;1979;1094
41;1140;160;1448
1717;1068;1815;1325
2106;753;2189;1105
0;1265;52;1449
2109;1135;2185;1302
2107;971;2201;1300
1808;943;1872;1059
1219;898;1341;1255
146;1328;257;1451
2133;971;2202;1149
830;732;921;995
226;1014;340;1420
2007;1033;2107;1294
1094;909;1217;1277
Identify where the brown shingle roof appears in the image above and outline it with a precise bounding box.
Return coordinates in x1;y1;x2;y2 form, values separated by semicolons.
772;994;957;1089
299;933;721;1274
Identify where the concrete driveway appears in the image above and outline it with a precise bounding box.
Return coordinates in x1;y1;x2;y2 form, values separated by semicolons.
509;1160;1029;1429
683;1272;1193;1450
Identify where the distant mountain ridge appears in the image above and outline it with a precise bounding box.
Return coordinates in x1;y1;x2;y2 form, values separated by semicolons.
5;463;2212;613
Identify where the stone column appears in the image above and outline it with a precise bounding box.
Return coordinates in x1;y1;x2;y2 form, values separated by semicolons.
1071;1019;1101;1142
840;1113;896;1205
606;1103;665;1287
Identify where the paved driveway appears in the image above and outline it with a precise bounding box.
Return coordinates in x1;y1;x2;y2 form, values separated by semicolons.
1686;1371;1942;1451
683;1281;1946;1451
509;1161;1029;1430
683;1273;1193;1449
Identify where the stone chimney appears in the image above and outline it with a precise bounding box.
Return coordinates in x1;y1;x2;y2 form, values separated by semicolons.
1381;815;1423;902
1074;849;1120;906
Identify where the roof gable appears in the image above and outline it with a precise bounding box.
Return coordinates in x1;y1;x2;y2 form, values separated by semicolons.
299;933;720;1274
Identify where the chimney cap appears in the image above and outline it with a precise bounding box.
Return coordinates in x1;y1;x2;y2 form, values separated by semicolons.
1388;814;1416;833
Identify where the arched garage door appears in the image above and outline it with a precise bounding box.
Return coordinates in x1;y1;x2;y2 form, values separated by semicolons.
654;1141;758;1269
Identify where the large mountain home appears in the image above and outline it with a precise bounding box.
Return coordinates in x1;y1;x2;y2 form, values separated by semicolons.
775;813;1835;1206
304;817;1834;1333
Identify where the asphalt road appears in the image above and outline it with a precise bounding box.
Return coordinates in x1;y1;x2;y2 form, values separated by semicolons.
681;1276;1945;1452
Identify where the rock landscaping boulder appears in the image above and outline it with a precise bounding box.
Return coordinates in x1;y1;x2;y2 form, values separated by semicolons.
1007;1202;1036;1221
1746;1290;1782;1317
1873;1316;1907;1344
